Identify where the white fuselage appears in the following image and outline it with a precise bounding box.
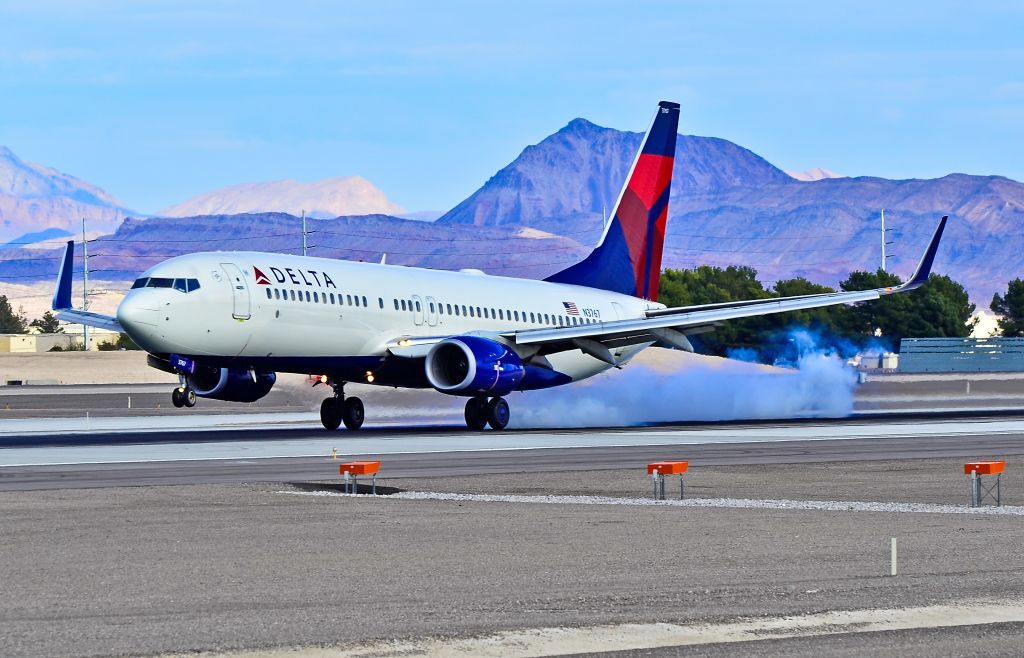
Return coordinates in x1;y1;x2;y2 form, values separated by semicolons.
117;252;663;386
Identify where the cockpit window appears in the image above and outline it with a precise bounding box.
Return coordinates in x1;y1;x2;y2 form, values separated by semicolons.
134;277;200;292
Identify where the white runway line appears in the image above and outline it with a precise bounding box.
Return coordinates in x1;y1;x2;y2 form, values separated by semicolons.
4;416;1024;467
280;490;1024;516
192;599;1024;657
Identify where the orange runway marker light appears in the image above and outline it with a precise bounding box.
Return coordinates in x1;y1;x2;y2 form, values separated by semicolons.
339;461;381;476
964;461;1005;475
648;461;688;475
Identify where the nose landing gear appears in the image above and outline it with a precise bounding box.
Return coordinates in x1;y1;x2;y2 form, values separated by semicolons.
171;386;196;408
464;396;509;430
319;380;364;431
171;373;197;409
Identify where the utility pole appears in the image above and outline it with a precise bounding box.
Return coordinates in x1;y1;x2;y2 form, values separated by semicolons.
301;209;307;257
81;217;90;351
881;209;894;272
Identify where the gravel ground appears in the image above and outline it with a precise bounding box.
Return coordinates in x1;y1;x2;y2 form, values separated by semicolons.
2;459;1024;657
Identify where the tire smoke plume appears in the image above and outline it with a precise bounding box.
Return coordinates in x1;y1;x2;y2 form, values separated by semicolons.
513;331;858;428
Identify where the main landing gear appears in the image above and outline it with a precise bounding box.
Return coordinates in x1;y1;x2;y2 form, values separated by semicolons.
464;396;509;431
320;381;364;431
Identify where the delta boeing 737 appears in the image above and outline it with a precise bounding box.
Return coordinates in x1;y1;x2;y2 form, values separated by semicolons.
52;102;948;431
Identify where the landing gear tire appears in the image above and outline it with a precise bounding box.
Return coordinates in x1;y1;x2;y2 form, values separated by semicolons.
464;397;488;430
486;397;510;430
320;398;341;431
184;388;197;408
171;387;185;408
342;397;364;430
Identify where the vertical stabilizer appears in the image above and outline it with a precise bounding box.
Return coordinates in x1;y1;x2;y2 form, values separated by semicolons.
545;101;679;300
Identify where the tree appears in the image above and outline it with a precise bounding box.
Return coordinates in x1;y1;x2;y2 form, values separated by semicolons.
29;311;63;334
659;266;772;355
991;278;1024;337
839;270;976;344
0;295;28;334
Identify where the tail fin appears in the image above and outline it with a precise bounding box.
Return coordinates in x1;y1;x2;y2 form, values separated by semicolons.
545;100;679;300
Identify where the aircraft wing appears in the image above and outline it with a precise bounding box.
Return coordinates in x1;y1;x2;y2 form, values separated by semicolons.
51;240;124;332
501;215;948;363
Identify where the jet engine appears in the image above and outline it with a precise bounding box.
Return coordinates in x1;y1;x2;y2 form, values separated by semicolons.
424;336;525;396
166;354;277;403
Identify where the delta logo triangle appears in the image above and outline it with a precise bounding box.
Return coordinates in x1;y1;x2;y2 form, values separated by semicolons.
253;266;271;285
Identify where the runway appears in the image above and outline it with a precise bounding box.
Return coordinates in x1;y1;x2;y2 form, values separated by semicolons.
2;411;1024;490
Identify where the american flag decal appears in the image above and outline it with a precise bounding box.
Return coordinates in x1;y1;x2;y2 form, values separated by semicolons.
562;301;580;316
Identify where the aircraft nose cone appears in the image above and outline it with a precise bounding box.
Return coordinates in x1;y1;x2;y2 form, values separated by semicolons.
116;295;158;337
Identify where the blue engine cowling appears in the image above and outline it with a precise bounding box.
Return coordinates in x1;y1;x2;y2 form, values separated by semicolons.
424;336;525;396
172;355;276;403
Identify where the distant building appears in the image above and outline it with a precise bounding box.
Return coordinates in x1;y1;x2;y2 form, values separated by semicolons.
899;337;1024;373
0;328;121;353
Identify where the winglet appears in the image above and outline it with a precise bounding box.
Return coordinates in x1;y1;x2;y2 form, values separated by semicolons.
52;240;74;310
901;215;948;291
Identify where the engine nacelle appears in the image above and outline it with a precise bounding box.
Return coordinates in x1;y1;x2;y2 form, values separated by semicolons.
425;336;525;396
174;356;276;403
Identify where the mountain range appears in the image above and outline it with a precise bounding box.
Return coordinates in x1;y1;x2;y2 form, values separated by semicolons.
0;146;132;241
159;177;405;219
1;119;1022;309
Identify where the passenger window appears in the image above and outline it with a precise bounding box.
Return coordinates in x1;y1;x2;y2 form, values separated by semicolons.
482;308;488;319
379;298;384;309
469;306;475;318
313;291;319;303
530;312;535;323
429;302;435;313
363;296;368;307
498;309;504;320
454;305;460;316
513;311;519;321
401;299;407;311
415;300;421;312
330;293;336;304
305;291;311;302
447;304;453;314
265;288;272;299
274;289;281;300
347;295;353;305
394;299;399;310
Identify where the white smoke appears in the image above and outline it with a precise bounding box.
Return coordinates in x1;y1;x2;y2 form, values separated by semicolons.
511;349;857;429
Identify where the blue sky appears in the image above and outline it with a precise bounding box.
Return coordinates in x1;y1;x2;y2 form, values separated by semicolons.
1;1;1022;214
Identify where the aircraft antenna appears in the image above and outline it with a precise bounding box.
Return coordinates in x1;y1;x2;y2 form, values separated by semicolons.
301;209;307;257
81;216;90;351
881;209;894;272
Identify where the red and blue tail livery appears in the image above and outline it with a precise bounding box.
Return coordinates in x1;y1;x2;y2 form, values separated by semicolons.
546;100;680;301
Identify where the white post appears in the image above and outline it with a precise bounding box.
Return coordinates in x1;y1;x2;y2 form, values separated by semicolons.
301;209;307;257
81;217;90;351
881;209;886;272
890;537;898;576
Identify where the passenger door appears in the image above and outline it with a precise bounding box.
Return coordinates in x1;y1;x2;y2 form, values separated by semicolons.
411;294;424;326
221;263;251;320
425;296;438;327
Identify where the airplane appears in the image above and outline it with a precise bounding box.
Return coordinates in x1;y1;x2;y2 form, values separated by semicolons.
51;101;948;431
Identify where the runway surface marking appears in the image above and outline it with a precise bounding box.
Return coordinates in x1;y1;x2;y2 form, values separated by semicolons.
3;416;1024;467
280;490;1024;516
193;599;1024;657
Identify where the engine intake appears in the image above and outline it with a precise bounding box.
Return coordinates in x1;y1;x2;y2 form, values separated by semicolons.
425;336;524;396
